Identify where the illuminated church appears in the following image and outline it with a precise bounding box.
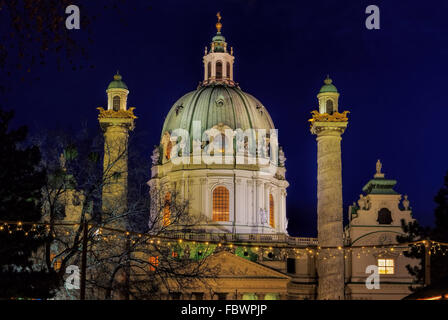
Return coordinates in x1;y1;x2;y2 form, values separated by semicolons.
149;14;287;236
95;14;418;300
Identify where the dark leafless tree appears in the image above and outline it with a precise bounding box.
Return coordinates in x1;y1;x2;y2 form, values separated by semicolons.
33;128;217;299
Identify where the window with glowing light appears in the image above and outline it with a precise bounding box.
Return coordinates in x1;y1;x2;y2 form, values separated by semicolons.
165;141;172;160
378;258;394;274
269;194;275;228
50;253;62;271
113;96;120;111
214;133;228;154
264;293;279;300
242;293;258;300
163;192;171;227
212;186;229;221
149;256;159;272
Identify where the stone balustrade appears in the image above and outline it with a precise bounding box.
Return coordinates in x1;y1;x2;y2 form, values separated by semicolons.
162;232;318;247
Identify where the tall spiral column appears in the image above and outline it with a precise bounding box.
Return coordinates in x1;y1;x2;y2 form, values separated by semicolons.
310;76;349;299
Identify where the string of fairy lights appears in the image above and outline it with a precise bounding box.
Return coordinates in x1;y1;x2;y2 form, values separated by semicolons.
1;220;448;259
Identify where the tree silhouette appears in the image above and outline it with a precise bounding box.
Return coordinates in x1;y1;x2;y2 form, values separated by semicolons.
398;171;448;290
0;0;135;90
0;108;59;299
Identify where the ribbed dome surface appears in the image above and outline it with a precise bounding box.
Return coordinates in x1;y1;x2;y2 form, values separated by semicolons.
161;84;275;141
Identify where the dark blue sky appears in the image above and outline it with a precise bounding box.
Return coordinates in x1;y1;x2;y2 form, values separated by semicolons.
3;0;448;236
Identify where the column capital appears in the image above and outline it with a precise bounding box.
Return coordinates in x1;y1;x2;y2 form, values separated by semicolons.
311;121;347;136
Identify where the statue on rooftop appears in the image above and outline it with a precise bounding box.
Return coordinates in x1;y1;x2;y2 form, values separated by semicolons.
376;159;382;175
151;146;160;165
402;194;410;210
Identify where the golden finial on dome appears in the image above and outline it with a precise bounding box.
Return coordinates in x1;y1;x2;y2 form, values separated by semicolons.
216;12;222;33
324;74;332;85
114;70;122;81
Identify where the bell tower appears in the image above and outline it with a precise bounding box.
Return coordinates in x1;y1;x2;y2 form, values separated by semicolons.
317;75;340;115
97;72;136;226
202;12;235;86
309;76;349;300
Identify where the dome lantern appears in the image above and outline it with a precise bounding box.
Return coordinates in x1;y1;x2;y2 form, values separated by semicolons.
317;75;340;115
106;71;129;111
203;12;235;86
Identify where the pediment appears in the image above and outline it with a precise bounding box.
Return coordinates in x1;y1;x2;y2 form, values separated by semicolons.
206;251;290;279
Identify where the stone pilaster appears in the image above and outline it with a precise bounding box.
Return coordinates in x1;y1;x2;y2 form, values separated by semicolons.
281;189;287;233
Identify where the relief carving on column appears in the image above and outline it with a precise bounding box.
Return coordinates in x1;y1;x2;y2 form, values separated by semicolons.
315;129;345;300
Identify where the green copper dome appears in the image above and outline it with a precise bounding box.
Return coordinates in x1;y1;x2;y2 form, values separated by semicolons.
212;33;226;42
211;32;226;53
161;84;275;142
319;76;338;93
107;72;128;90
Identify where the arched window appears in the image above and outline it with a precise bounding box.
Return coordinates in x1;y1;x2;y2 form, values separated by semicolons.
269;194;275;228
226;62;230;78
163;192;171;227
165;141;172;160
216;61;222;79
212;186;229;221
326;99;334;115
207;62;211;79
377;208;392;224
215;133;228;154
113;96;120;111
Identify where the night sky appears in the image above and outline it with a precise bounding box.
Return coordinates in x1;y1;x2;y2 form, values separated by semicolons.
2;0;448;237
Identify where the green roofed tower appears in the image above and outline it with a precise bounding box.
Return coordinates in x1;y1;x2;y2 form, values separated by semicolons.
107;71;128;90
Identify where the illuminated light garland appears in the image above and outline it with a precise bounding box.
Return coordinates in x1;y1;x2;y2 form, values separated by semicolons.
0;220;448;257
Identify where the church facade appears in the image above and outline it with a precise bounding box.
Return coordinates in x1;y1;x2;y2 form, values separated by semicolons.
94;14;418;300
